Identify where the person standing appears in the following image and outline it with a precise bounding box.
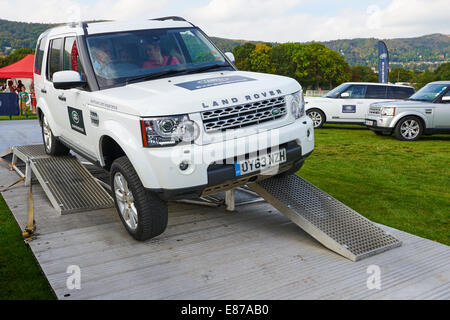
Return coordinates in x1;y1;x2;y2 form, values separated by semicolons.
16;80;25;93
7;80;16;92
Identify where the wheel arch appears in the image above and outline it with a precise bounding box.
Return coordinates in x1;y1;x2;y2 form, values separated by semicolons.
99;134;127;171
391;112;428;130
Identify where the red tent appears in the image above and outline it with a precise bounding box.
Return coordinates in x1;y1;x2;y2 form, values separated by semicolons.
0;54;35;79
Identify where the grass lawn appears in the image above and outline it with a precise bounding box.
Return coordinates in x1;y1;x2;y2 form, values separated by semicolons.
298;124;450;245
0;114;37;120
0;123;448;299
0;194;55;299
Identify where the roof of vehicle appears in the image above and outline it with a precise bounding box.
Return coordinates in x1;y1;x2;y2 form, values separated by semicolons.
39;18;194;39
343;82;414;88
428;80;450;85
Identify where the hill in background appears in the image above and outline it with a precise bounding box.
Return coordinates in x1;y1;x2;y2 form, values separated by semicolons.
0;19;448;70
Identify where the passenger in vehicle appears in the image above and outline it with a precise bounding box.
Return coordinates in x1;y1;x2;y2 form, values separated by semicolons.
91;41;115;78
119;49;133;64
142;37;180;68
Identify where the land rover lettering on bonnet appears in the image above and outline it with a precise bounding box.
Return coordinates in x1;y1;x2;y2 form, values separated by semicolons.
34;17;314;240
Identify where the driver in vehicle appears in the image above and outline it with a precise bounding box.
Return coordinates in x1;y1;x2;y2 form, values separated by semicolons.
142;36;180;68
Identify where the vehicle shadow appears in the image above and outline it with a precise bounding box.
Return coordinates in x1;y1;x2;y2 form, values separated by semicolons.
319;124;367;131
417;135;450;141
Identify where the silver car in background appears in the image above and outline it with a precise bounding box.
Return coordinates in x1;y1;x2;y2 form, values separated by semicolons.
365;81;450;141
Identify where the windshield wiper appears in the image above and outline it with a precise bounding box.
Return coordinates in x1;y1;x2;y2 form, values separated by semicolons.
125;69;188;84
125;64;229;85
407;98;430;102
185;63;229;74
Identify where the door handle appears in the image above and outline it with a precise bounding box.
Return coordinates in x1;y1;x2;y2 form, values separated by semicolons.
41;89;47;94
58;95;66;102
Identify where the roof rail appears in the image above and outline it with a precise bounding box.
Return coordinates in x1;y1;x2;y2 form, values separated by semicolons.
151;16;187;22
150;16;195;27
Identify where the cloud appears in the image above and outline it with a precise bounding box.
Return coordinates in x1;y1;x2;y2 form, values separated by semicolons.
184;0;450;42
0;0;168;23
0;0;448;41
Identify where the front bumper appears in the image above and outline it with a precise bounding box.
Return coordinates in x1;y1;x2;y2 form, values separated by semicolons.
135;117;314;199
153;142;312;200
365;114;395;132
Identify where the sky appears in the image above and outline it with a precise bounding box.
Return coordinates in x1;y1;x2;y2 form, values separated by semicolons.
0;0;449;42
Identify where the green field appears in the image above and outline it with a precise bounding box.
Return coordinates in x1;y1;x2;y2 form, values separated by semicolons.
0;124;448;299
0;195;55;299
0;114;37;120
299;124;450;245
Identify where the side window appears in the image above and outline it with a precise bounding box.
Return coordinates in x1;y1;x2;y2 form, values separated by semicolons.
388;87;415;99
63;36;85;80
365;85;387;99
34;37;46;75
344;85;367;99
46;38;62;81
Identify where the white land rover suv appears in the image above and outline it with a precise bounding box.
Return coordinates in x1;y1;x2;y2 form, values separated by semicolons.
34;17;314;240
305;82;414;128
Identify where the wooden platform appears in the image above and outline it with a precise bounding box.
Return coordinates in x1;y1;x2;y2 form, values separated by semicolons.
1;164;449;300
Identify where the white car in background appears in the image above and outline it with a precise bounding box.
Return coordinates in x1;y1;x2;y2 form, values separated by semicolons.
305;82;414;128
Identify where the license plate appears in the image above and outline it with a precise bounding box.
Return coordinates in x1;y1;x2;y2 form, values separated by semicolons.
235;149;287;177
364;119;374;126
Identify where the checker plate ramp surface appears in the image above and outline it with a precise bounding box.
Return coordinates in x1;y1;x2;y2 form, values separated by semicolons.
31;157;114;214
13;144;48;160
248;174;402;261
12;145;114;215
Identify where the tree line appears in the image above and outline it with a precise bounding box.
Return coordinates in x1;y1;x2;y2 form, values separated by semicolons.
1;43;448;89
232;42;450;90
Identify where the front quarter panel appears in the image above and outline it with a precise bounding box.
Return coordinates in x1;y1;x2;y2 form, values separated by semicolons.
97;115;160;189
390;109;431;129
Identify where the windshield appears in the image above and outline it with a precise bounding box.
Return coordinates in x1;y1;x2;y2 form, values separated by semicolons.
325;83;351;98
409;83;448;101
86;28;232;88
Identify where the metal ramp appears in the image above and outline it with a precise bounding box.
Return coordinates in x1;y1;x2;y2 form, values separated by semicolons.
11;145;114;215
248;174;402;261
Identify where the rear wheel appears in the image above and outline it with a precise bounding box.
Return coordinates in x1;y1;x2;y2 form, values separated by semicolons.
41;113;70;156
307;109;325;128
394;116;423;141
110;156;168;241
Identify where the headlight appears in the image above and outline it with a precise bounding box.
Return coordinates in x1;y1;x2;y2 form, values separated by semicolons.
380;107;396;116
290;91;305;119
140;115;200;147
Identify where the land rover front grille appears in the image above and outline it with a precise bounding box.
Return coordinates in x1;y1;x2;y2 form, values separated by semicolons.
201;96;287;132
369;106;381;114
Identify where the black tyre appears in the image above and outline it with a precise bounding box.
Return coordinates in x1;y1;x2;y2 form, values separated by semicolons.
278;159;304;177
110;156;168;241
41;113;70;156
307;109;325;128
394;116;423;141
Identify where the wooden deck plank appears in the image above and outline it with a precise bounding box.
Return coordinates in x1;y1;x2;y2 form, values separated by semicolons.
1;164;449;300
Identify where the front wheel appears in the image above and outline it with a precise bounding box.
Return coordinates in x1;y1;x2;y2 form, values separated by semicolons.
110;156;168;241
394;116;423;141
307;109;325;128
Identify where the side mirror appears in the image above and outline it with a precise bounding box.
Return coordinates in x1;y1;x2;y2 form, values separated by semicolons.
53;71;87;90
340;92;350;98
441;96;450;103
225;52;235;64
